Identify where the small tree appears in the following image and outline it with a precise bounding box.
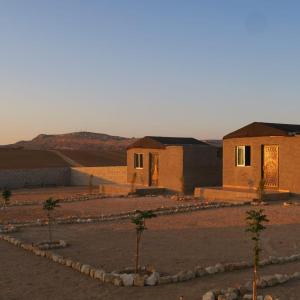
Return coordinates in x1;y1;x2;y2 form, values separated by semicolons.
131;210;156;273
246;209;269;300
43;198;60;243
2;188;12;209
257;178;266;203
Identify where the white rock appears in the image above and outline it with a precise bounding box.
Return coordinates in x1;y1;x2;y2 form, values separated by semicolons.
80;264;91;275
120;274;135;286
145;272;160;286
202;291;215;300
94;269;105;281
205;266;218;274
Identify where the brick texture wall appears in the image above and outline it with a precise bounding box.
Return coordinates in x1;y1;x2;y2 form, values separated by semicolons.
70;166;127;186
0;168;70;189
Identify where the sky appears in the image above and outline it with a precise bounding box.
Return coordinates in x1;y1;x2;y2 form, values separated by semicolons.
1;0;300;144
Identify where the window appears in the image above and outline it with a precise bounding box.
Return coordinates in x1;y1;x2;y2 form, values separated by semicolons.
134;153;143;169
236;146;251;166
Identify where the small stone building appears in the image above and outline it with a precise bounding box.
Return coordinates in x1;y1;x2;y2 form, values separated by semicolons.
127;136;222;194
223;122;300;195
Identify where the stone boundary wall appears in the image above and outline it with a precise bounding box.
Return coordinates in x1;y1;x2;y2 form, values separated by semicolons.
0;168;70;189
0;166;127;189
70;166;127;186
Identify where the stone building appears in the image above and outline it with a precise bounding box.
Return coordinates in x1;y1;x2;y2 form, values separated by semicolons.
223;122;300;195
195;122;299;201
127;136;222;194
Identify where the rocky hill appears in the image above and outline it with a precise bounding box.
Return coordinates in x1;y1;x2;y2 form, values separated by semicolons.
8;132;136;151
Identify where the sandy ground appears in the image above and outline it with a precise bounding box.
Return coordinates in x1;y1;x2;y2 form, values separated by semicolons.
1;240;300;300
0;194;198;223
2;198;300;299
11;203;300;273
8;186;100;204
1;203;299;299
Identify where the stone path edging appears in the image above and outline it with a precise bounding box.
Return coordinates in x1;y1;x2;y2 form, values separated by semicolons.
202;270;300;299
1;234;300;288
8;193;106;207
1;201;249;227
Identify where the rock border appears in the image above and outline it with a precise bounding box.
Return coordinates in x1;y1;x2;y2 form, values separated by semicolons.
1;201;250;227
35;240;68;250
2;234;300;288
8;193;106;207
0;225;18;234
203;270;300;299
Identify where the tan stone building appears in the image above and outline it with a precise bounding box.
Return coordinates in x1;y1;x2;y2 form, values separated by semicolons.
223;122;300;195
127;136;222;194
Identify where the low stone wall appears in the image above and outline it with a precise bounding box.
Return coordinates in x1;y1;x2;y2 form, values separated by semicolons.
70;166;127;186
0;168;70;189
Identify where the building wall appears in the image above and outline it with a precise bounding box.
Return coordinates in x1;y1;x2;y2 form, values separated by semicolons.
70;166;127;186
0;168;70;189
127;147;184;192
183;145;222;193
223;136;300;194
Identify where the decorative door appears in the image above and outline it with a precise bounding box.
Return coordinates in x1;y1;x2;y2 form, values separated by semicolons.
263;145;279;188
149;153;159;186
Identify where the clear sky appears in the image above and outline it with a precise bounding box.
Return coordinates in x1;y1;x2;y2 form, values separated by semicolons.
1;0;300;144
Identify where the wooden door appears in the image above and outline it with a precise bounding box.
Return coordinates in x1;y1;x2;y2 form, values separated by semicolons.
263;145;279;188
149;153;159;186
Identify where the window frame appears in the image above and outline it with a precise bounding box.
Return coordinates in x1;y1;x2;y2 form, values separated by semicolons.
235;145;251;167
134;153;144;169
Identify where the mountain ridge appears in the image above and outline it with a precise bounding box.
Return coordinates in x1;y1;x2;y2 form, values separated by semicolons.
5;131;136;151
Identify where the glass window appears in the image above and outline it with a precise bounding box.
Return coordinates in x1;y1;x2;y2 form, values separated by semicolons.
236;146;251;166
134;153;143;169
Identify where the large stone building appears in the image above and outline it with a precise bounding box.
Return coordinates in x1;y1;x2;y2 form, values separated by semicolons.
127;136;222;194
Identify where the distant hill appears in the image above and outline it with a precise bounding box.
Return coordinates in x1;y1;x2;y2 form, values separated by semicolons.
7;132;136;151
0;132;135;169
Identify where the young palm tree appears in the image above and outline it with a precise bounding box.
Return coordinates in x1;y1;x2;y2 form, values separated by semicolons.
131;210;156;273
246;209;269;300
257;179;266;203
43;198;60;243
2;188;12;209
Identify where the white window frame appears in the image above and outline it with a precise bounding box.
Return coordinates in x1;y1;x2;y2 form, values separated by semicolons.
134;153;144;169
236;145;251;167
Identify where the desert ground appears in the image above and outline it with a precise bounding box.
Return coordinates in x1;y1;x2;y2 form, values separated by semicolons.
1;187;300;300
0;148;126;169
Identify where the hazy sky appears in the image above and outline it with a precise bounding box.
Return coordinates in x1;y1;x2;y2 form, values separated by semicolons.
1;0;300;144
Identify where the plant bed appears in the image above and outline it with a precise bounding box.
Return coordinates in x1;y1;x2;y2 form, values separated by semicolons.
35;240;68;250
0;224;18;233
110;266;162;286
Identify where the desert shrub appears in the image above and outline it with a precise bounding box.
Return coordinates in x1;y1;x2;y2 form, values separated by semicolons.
131;210;156;273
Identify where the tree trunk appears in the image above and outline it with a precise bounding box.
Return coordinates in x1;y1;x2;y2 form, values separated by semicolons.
135;231;141;274
253;263;257;300
48;213;52;243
